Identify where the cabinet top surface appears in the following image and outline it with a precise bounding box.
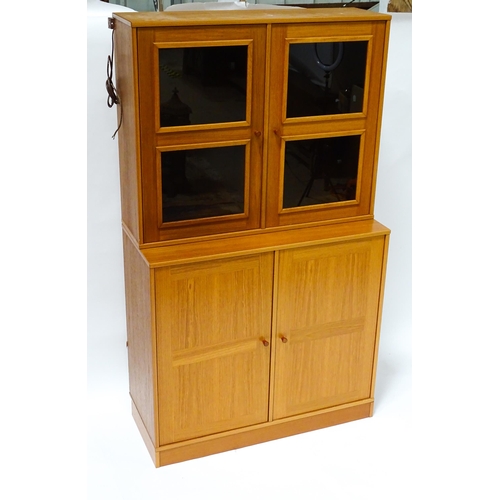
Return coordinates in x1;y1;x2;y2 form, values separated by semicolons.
138;219;390;267
112;7;391;28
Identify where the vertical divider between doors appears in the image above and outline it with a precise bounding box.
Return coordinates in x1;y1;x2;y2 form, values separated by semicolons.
260;23;273;229
268;250;281;422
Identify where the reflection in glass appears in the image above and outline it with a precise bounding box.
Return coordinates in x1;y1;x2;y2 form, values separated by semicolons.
159;46;248;127
287;41;367;118
161;145;246;223
283;135;361;209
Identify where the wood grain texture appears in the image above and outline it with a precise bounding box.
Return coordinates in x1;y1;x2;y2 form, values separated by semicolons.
123;232;157;444
141;219;389;267
115;21;142;243
265;20;390;228
273;236;385;419
137;25;267;243
113;9;391;29
156;401;372;467
155;253;274;444
369;232;390;400
113;11;390;245
113;10;391;467
132;399;156;464
369;20;391;214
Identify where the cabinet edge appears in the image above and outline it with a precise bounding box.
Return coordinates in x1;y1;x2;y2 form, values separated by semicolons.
113;9;391;29
141;219;390;267
152;400;373;467
132;399;158;466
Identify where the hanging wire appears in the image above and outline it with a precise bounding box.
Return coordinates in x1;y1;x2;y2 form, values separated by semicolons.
314;42;344;95
314;42;344;73
106;26;123;140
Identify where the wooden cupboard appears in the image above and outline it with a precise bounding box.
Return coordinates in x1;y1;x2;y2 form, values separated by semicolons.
112;7;391;467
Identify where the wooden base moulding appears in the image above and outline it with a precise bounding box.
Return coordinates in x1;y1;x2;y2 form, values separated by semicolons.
132;399;374;467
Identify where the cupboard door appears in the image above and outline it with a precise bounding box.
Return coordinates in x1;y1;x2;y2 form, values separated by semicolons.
273;237;385;419
265;21;389;228
137;26;267;243
155;253;273;444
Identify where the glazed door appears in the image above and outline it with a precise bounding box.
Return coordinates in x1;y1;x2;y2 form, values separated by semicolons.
273;237;385;419
265;21;390;228
137;25;267;243
155;253;273;444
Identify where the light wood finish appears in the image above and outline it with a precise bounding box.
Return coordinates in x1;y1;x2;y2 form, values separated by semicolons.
113;9;391;29
132;399;157;464
156;401;372;467
114;22;142;242
155;253;274;444
124;225;389;465
113;8;391;467
265;20;390;228
140;219;388;266
136;25;267;242
273;237;385;418
369;231;390;401
113;8;390;246
123;232;156;443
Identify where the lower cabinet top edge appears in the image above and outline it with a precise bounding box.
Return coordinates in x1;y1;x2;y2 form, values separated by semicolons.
141;219;389;267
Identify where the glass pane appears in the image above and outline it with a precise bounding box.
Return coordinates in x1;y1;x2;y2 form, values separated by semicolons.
161;145;246;223
287;41;367;118
282;135;361;209
159;46;248;127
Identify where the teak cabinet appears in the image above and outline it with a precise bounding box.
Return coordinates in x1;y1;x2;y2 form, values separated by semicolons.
112;7;391;467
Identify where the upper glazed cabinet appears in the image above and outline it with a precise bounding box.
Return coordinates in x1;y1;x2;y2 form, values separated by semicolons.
113;9;390;244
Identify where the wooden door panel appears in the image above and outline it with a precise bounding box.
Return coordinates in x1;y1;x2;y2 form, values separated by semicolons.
273;237;384;419
155;253;273;444
137;26;267;243
265;21;390;228
170;350;269;442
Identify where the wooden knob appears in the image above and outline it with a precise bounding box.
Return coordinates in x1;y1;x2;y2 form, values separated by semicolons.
254;130;261;137
280;336;288;343
261;339;269;347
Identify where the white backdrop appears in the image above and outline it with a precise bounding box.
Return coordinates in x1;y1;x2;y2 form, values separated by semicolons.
87;1;412;498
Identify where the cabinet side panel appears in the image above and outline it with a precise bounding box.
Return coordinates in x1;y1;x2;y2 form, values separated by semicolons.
369;20;391;214
115;21;141;242
123;232;156;442
369;232;390;401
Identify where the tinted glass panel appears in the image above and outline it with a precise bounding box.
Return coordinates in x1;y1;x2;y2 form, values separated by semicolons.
287;41;367;118
161;145;246;223
159;46;248;127
283;135;361;209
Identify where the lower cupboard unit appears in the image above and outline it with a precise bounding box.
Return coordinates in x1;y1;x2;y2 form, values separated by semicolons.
123;219;389;467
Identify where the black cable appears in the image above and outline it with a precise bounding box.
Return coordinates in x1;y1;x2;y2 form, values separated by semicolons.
106;27;123;140
314;42;344;73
